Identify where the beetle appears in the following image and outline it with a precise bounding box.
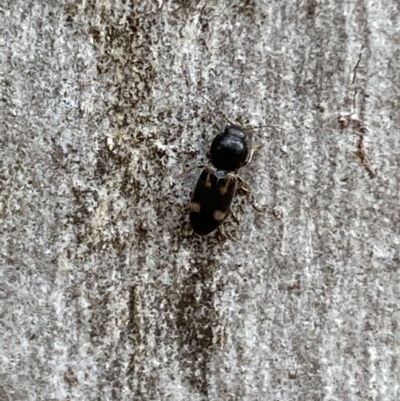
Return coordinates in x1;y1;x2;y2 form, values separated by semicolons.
189;124;259;236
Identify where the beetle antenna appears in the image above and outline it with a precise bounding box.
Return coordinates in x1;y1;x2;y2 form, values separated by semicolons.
241;124;269;131
199;94;236;126
199;94;269;131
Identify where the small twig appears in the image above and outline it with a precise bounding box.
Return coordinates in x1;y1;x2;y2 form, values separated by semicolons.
352;44;364;85
357;135;376;178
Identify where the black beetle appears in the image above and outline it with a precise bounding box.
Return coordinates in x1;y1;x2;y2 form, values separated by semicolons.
189;125;259;236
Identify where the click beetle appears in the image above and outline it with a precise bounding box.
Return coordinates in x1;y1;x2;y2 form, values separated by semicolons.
189;124;259;236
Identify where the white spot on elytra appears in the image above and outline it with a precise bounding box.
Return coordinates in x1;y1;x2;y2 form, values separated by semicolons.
190;202;201;213
213;210;227;221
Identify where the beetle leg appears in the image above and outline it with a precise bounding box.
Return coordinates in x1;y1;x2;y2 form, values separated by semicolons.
217;224;231;240
251;198;267;213
245;143;263;165
236;175;252;193
247;189;268;212
237;176;267;212
178;165;204;178
230;210;239;224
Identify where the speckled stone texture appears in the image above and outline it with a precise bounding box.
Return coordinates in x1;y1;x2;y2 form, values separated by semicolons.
1;1;399;400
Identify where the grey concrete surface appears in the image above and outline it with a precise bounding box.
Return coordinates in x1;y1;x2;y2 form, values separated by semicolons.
1;0;399;400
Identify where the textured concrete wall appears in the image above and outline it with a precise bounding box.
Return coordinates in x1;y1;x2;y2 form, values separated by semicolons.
1;1;399;400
